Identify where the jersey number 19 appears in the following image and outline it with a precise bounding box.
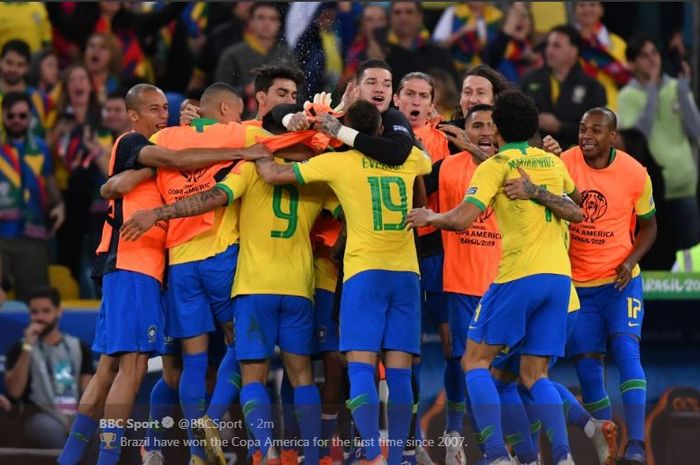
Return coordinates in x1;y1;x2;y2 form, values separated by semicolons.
367;176;408;231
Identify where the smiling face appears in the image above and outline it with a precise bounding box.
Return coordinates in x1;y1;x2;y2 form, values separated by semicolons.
466;109;496;157
357;67;393;112
575;2;603;29
459;75;494;116
393;77;433;128
129;88;168;137
578;112;615;160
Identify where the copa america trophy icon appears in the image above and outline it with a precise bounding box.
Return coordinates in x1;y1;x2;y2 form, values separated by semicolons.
100;432;117;449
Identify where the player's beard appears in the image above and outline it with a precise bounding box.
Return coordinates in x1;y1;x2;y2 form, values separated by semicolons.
39;319;58;338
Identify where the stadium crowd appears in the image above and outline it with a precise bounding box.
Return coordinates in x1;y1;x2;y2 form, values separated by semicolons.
1;2;699;465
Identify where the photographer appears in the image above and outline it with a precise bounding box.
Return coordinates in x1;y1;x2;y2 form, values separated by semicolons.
4;286;94;448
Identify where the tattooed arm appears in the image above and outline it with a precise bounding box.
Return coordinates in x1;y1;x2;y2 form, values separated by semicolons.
120;187;228;241
254;157;298;185
503;167;584;223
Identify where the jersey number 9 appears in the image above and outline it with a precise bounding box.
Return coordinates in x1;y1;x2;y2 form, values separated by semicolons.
271;185;299;238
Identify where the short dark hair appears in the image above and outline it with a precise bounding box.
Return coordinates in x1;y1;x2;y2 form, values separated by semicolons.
185;86;206;101
1;39;31;62
106;89;127;101
1;91;31;112
249;3;279;19
463;65;510;97
583;107;618;130
27;286;61;308
492;90;539;142
252;65;304;94
202;82;243;103
345;100;381;136
397;72;434;101
356;59;392;82
390;2;422;14
548;24;583;51
625;33;660;62
465;103;493;122
125;83;162;111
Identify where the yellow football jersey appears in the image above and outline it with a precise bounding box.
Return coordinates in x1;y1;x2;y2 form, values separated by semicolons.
216;160;339;299
465;142;576;283
294;146;433;281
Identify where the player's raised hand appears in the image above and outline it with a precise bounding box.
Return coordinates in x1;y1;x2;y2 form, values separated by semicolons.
438;124;489;162
313;112;342;138
542;135;563;155
503;166;537;200
340;80;360;110
406;207;435;229
180;103;200;126
614;260;634;290
241;143;272;161
285;111;312;131
121;210;158;241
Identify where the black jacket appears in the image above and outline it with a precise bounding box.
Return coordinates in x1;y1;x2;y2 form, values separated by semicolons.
521;64;607;149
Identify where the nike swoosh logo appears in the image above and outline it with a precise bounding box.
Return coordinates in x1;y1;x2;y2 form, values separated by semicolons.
628;322;641;327
468;325;477;330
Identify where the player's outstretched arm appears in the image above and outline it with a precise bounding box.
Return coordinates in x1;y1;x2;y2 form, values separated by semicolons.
254;157;298;185
503;167;584;223
100;168;155;200
615;215;657;289
137;144;271;170
407;201;481;232
120;187;228;241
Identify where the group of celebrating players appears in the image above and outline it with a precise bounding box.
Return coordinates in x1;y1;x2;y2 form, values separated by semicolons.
54;57;656;465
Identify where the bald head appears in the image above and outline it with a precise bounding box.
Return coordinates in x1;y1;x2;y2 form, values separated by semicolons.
583;107;617;131
125;83;164;112
200;82;244;123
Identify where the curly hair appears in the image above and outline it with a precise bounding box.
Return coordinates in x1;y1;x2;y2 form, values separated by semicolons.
492;90;539;142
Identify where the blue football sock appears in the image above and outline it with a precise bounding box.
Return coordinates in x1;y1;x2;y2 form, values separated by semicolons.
412;362;423;442
463;389;484;454
97;424;123;465
465;368;508;459
552;381;591;431
575;357;612;420
207;343;241;422
58;413;98;465
181;352;208;459
320;413;338;457
241;382;274;457
518;385;542;453
281;372;300;450
495;379;538;464
444;357;465;434
347;362;381;460
611;335;647;443
295;384;322;465
386;367;413;465
146;378;179;451
529;378;570;463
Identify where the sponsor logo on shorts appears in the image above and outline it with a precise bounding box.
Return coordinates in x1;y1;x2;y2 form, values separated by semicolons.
147;325;157;343
628;322;641;327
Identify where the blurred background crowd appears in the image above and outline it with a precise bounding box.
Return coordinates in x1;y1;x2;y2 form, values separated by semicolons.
1;1;699;302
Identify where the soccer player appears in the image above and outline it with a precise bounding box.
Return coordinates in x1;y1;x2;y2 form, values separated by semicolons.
438;104;501;465
562;108;656;465
407;90;583;465
253;100;432;465
121;139;336;465
392;71;449;465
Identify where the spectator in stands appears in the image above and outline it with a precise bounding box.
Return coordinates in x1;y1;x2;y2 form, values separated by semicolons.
521;25;607;149
294;3;343;98
0;92;63;301
49;65;111;296
429;67;460;121
483;2;541;83
375;2;458;88
28;49;61;130
4;286;95;448
46;2;187;81
0;2;52;54
83;33;122;105
190;2;254;89
102;91;130;138
619;34;700;270
432;1;503;74
339;3;388;85
574;1;630;110
215;3;296;119
0;40;47;137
